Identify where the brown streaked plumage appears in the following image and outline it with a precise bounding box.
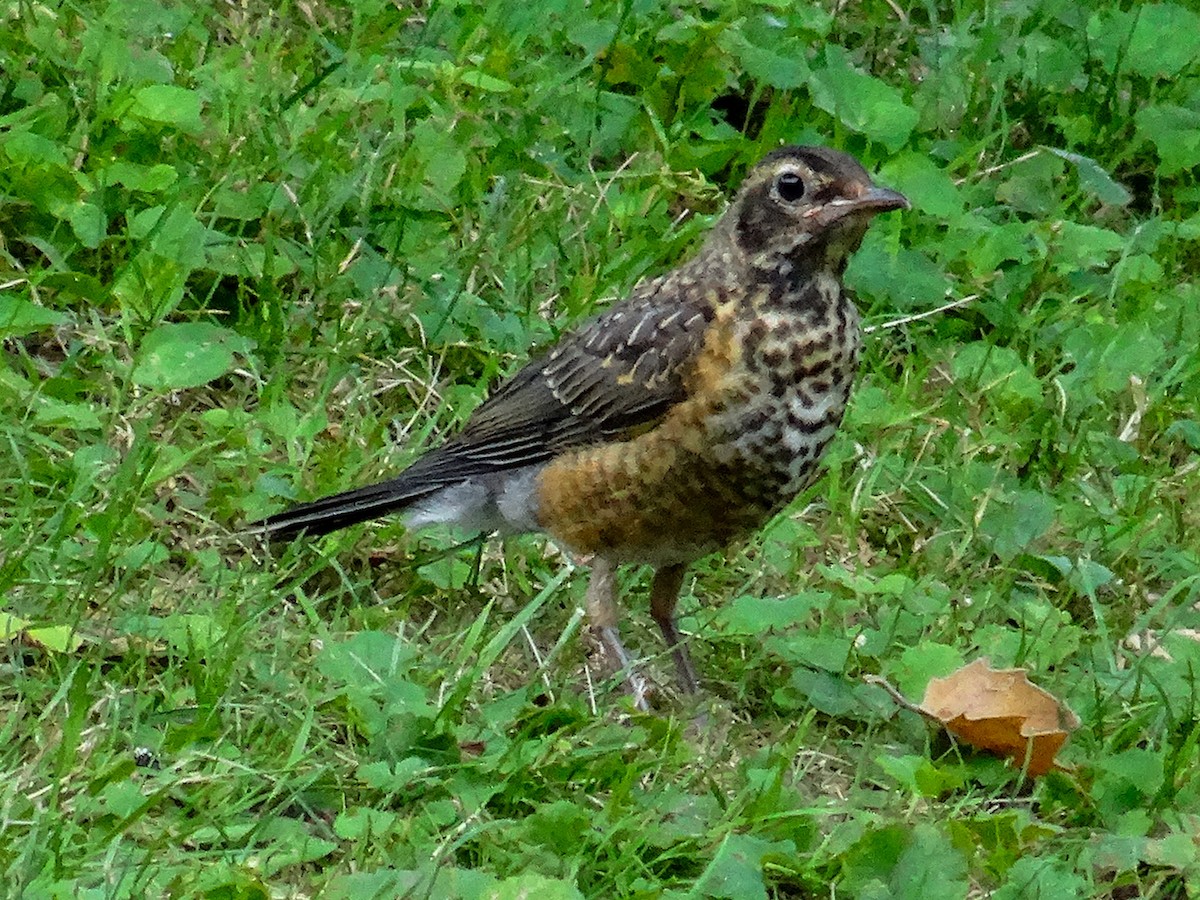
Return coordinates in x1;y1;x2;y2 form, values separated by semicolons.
253;146;908;706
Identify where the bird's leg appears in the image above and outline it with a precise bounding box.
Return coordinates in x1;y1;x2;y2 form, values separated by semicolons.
650;563;700;695
585;558;652;710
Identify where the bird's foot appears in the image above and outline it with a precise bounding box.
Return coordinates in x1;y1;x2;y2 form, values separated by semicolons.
589;624;655;712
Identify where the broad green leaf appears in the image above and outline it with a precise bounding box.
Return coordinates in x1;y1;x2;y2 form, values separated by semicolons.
3;131;67;167
995;152;1065;216
880;152;964;220
148;205;207;267
125;204;206;266
992;856;1088;899
848;238;949;311
840;823;969;898
848;383;928;429
876;755;962;798
129;84;203;131
1166;419;1200;450
321;871;428;899
951;343;1043;409
357;757;435;792
100;780;146;819
317;632;431;727
111;251;189;318
0;296;68;338
521;800;592;853
132;322;251;390
891;824;970;899
1084;8;1136;75
887;643;963;699
718;28;808;89
317;631;418;686
67;201;106;248
979;490;1055;562
787;667;856;715
961;219;1040;272
697;834;790;900
1046;148;1131;206
25;626;84;653
1060;321;1166;395
333;807;399;840
128;205;165;239
103;161;178;192
1135;104;1200;176
838;825;908;896
1021;33;1085;92
1070;559;1114;597
1052;222;1126;270
211;182;273;220
641;791;722;847
32;397;103;430
772;633;852;671
809;47;917;152
407;120;467;209
1145;831;1200;871
1096;748;1165;821
1117;253;1164;285
1126;3;1200;78
158;614;226;656
568;19;619;56
0;612;30;640
717;593;821;635
774;3;833;32
114;541;168;569
1099;748;1161;801
416;554;474;590
40;271;107;302
254;820;338;877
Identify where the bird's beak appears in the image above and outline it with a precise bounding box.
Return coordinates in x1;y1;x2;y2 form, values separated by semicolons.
812;185;910;228
855;185;910;214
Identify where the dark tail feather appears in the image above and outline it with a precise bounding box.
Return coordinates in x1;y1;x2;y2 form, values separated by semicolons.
249;439;543;541
249;475;437;540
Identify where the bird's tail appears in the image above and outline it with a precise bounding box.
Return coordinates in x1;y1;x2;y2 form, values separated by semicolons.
249;475;438;540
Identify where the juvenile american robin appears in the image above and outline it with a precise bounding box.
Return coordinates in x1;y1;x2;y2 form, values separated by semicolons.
255;146;908;705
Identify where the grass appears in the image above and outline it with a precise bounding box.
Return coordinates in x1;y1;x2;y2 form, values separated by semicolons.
2;0;1200;896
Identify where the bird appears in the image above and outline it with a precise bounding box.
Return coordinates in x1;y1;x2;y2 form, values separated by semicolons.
253;145;908;707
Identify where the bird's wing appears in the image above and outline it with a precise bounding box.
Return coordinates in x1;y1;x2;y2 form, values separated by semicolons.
420;275;715;477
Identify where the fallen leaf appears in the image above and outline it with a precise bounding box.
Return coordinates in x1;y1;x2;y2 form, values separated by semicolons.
922;658;1079;776
867;658;1079;776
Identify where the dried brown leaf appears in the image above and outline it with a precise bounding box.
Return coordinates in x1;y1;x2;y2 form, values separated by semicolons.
918;658;1079;777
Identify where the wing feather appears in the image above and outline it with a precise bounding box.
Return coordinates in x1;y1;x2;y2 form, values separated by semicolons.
416;275;713;482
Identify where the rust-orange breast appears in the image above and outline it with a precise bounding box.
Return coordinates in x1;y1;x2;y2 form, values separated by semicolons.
536;300;749;563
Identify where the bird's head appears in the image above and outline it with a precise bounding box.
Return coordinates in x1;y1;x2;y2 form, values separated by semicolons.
728;145;909;275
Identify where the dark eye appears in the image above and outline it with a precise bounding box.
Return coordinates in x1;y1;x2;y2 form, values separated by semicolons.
775;171;806;203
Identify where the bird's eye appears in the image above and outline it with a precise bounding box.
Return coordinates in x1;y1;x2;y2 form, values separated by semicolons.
775;171;806;203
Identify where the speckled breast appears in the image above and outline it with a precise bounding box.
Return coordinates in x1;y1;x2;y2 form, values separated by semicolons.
534;274;862;566
708;272;862;504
